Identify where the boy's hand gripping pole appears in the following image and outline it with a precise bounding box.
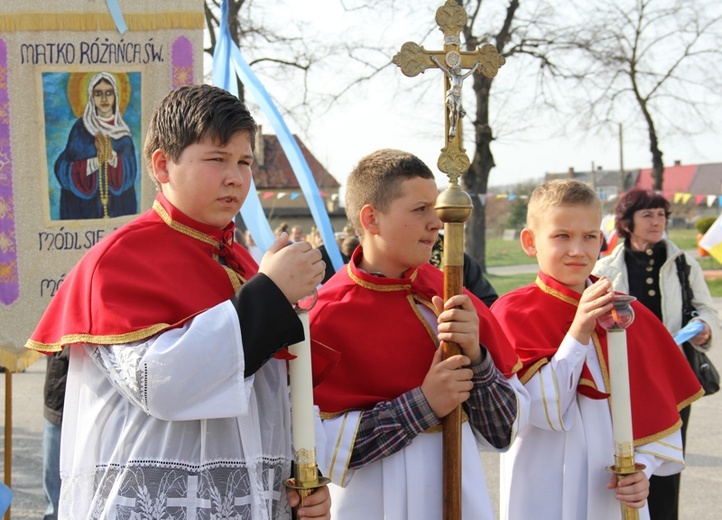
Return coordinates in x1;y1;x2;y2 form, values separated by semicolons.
393;2;505;518
435;186;473;520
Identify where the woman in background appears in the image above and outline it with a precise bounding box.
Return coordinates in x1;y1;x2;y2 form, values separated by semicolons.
593;188;718;520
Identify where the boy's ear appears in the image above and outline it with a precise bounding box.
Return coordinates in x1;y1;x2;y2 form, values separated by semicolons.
359;204;380;236
151;149;170;185
520;228;537;257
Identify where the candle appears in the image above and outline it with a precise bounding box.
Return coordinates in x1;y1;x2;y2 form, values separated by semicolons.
287;311;316;461
598;294;642;519
607;329;633;447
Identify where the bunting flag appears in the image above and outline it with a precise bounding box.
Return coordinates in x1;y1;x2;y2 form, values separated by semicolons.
467;190;720;208
0;1;203;371
699;213;722;263
212;0;344;272
478;194;487;206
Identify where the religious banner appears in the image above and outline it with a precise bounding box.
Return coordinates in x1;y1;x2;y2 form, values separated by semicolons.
0;1;204;371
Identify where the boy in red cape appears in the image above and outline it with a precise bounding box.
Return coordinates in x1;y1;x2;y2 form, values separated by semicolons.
309;149;527;519
491;179;702;520
25;85;330;520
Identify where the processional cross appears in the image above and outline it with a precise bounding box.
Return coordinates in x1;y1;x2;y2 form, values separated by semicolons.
392;2;505;519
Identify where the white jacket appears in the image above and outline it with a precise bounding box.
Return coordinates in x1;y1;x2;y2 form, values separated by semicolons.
593;239;718;352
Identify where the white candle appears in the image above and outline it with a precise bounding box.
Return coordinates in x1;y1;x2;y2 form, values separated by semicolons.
607;329;634;447
288;311;315;456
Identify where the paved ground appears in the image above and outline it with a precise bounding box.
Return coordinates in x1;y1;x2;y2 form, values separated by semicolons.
2;304;721;519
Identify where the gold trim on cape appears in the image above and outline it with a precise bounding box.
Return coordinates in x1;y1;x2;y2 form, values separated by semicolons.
26;201;246;352
520;357;549;385
25;320;186;352
346;263;419;292
534;273;706;446
153;200;247;289
535;276;579;306
409;294;441;347
635;448;683;465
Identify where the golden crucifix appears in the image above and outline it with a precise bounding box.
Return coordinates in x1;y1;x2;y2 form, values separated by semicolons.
393;2;505;519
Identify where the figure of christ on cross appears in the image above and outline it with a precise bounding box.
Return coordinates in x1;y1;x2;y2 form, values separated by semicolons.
391;4;509;519
430;53;480;139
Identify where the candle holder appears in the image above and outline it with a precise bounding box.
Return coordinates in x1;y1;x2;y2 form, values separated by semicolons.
598;294;645;520
597;294;636;331
285;289;330;506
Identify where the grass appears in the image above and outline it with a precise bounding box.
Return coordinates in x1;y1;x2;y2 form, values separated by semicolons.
487;272;537;296
485;226;722;297
485;235;536;267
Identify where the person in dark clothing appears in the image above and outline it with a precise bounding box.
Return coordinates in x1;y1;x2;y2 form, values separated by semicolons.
318;235;360;284
462;251;499;307
42;350;69;520
430;233;498;307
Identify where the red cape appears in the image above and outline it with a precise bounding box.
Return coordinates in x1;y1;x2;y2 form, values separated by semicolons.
491;271;703;444
26;194;258;352
310;247;521;414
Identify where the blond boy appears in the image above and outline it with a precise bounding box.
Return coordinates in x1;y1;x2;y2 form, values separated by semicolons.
491;179;702;520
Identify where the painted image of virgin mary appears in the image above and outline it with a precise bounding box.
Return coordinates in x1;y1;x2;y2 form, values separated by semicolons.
54;72;138;219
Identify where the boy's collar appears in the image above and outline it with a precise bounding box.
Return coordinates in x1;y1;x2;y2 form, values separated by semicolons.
347;246;419;291
535;271;592;305
153;193;235;247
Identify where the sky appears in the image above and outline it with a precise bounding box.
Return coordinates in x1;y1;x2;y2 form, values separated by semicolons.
230;0;722;193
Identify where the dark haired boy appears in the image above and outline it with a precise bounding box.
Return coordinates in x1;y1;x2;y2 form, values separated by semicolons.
26;84;330;519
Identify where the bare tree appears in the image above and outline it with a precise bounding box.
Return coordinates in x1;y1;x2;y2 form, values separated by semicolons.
322;0;568;270
200;1;571;270
455;0;568;270
203;0;341;128
562;0;722;190
203;0;396;130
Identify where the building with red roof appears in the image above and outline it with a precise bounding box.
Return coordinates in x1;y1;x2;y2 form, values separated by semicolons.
246;132;347;237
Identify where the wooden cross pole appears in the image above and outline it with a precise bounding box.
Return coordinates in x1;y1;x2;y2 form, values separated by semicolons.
393;2;505;519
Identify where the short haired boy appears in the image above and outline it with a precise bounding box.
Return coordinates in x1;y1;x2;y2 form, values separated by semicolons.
26;85;330;519
491;179;703;520
308;149;527;518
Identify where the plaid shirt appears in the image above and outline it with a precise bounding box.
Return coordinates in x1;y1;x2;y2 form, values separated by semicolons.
349;347;517;468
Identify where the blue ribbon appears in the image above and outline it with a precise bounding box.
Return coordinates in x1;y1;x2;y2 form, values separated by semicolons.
212;0;344;271
673;320;704;345
0;482;12;516
105;0;128;34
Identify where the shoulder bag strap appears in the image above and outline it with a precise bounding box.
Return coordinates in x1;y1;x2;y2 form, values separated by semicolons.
675;254;696;326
